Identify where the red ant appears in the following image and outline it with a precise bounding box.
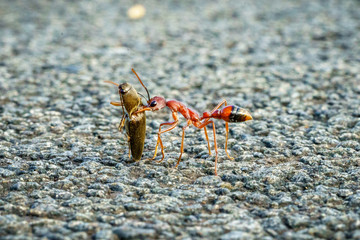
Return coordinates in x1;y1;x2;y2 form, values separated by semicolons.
133;74;252;176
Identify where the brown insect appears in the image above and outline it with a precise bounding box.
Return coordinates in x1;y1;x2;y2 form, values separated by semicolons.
105;69;150;161
135;84;253;175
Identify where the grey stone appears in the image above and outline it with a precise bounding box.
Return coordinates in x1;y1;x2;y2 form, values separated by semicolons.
93;230;118;240
347;193;360;207
0;168;15;177
284;214;311;229
62;197;92;207
220;231;254;240
10;181;40;191
246;193;271;208
113;226;156;239
194;175;222;185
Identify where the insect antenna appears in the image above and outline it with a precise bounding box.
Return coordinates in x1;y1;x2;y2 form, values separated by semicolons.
132;68;151;103
138;92;148;102
104;80;119;87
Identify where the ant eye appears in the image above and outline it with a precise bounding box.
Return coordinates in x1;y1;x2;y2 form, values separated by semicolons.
150;101;157;107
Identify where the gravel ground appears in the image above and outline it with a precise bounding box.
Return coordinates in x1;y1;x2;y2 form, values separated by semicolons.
1;0;360;239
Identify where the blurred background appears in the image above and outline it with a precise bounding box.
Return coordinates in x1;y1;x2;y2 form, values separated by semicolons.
1;0;359;110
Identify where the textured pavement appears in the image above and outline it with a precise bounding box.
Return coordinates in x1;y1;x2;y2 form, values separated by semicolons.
0;0;360;239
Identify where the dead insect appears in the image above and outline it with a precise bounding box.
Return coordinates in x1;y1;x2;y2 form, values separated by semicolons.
136;91;253;175
105;69;151;161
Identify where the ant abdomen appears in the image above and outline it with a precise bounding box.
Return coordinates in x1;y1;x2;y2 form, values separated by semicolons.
226;106;252;123
207;106;252;123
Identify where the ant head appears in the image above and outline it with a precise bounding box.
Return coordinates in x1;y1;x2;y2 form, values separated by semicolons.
202;111;211;119
147;96;166;111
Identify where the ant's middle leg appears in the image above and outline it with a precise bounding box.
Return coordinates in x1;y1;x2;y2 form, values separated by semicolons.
174;120;192;169
195;119;219;176
203;127;212;156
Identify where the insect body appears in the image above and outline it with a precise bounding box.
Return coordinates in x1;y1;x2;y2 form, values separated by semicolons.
127;69;253;175
138;96;214;163
105;69;150;161
136;95;253;175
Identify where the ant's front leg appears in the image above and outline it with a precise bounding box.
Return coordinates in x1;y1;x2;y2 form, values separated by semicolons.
151;121;178;162
174;120;192;169
150;112;179;162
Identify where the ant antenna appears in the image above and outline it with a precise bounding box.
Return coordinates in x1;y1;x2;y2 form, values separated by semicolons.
138;92;148;101
132;68;151;103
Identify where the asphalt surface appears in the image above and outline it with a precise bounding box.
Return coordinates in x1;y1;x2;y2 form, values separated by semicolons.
0;0;360;239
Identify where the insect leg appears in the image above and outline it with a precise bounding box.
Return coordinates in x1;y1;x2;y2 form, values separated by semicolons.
209;99;228;115
224;121;234;160
118;115;126;132
127;136;131;159
174;120;192;169
150;112;179;162
155;136;165;163
203;127;212;156
104;80;119;87
219;101;234;160
110;101;123;106
195;119;218;176
118;95;126;133
208;121;218;176
152;120;179;162
206;99;234;161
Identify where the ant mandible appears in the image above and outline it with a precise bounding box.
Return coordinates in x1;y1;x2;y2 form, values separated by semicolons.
133;70;252;176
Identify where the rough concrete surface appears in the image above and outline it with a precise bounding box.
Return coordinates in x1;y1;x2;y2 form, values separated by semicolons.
0;0;360;239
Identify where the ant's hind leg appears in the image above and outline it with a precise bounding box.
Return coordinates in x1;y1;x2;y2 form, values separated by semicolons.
208;121;219;176
209;99;228;115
